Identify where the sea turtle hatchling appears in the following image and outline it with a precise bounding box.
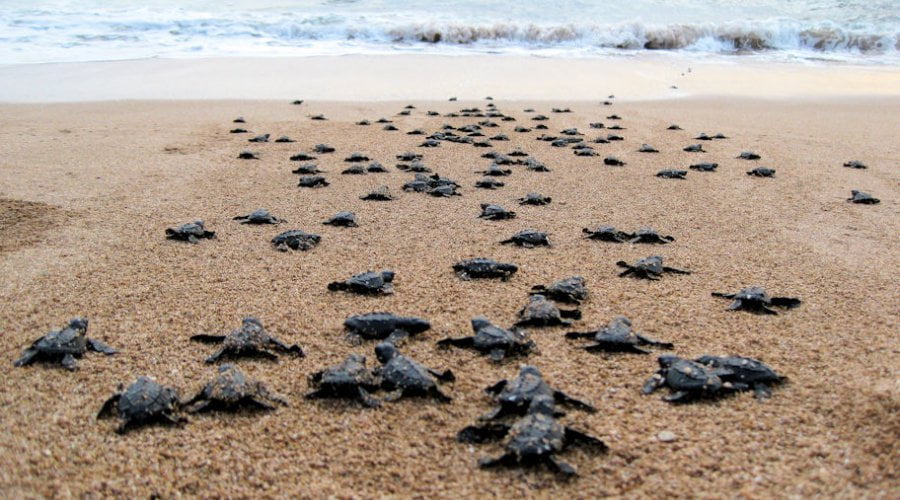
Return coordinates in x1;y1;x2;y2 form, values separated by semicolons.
847;190;880;204
344;152;370;162
479;365;596;420
230;128;247;133
478;164;512;176
529;276;587;304
274;136;295;143
566;316;673;354
233;209;284;224
617;256;690;280
305;354;381;407
373;342;455;403
190;317;304;363
323;211;359;227
97;376;185;434
310;114;327;120
628;227;675;244
604;156;625;166
457;395;607;477
290;152;317;161
582;226;632;243
314;143;335;153
518;193;551;205
343;312;431;344
682;144;705;153
695;355;786;399
524;158;550;171
248;134;269;143
237;150;259;160
689;162;718;172
638;144;659;153
396;161;432;173
475;178;505;190
360;186;396;201
298;175;330;187
291;164;323;175
13;318;117;370
479;204;516;220
367;162;388;173
437;317;535;362
328;270;395;295
667;124;682;130
843;160;867;169
641;355;730;403
454;258;518;280
165;221;215;243
501;230;551;248
515;295;581;327
747;167;776;177
183;364;288;413
737;151;761;160
656;169;687;179
271;230;321;252
711;286;801;315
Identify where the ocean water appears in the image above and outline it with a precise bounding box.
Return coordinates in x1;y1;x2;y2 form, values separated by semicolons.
0;0;898;64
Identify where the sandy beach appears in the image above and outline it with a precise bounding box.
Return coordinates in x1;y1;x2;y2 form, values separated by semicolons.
0;56;898;497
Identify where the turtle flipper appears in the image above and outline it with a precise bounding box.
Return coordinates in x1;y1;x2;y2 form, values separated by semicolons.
428;368;455;382
190;334;226;343
61;353;78;371
205;348;227;363
547;457;577;477
711;292;735;300
771;297;802;309
13;348;38;367
559;309;582;320
96;394;121;419
248;397;278;411
641;374;665;394
565;331;595;340
662;391;691;403
484;379;507;395
478;453;517;469
430;386;453;403
184;399;211;413
87;338;118;355
457;423;511;443
564;427;608;450
488;349;506;362
357;387;381;408
270;337;305;357
435;337;475;349
753;382;773;399
385;329;409;345
662;266;690;275
636;334;673;349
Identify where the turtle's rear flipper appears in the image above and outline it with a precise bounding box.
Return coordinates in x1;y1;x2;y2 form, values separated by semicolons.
771;297;802;309
484;379;507;395
662;266;690;275
547;457;577;477
61;353;78;371
662;391;691;403
272;340;305;357
358;387;381;408
636;334;674;349
88;338;118;355
431;386;453;403
429;368;455;383
185;399;211;413
478;406;507;421
205;348;227;363
13;348;38;367
753;383;773;399
478;453;517;469
458;423;511;443
564;427;608;451
190;334;226;343
96;394;121;419
554;390;596;413
304;389;326;400
248;396;279;411
436;337;474;349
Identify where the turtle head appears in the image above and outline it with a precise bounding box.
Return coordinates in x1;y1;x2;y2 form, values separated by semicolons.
658;355;680;369
242;317;263;328
470;316;492;332
67;317;89;332
528;395;556;416
519;365;542;378
375;342;399;364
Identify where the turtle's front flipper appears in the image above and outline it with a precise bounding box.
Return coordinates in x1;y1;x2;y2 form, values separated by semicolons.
636;334;674;349
553;390;596;413
13;348;38;367
304;389;326;400
430;386;453;403
624;344;653;355
383;389;404;402
270;338;304;357
190;334;226;343
205;348;227;363
711;292;735;300
560;309;582;320
248;397;278;411
478;406;506;421
759;306;779;315
641;374;665;395
435;337;475;349
547;457;577;477
357;387;381;408
478;453;517;469
484;379;507;395
457;423;511;443
662;266;690;275
753;382;773;399
61;353;78;371
96;394;121;419
184;399;211;413
87;338;118;355
662;391;691;403
428;368;455;382
771;297;802;309
488;349;506;362
564;427;608;451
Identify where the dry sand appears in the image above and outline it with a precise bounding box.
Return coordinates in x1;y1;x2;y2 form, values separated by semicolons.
0;96;898;498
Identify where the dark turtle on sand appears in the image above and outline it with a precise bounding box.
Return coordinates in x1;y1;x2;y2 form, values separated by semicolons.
524;158;551;172
582;225;632;243
397;110;411;116
683;144;705;153
407;128;425;135
847;190;880;204
536;134;557;142
427;110;440;116
491;134;509;141
629;227;675;244
606;134;624;141
341;165;367;175
689;162;718;172
310;114;327;120
233;117;246;123
290;152;317;161
274;136;295;143
291;164;324;174
376;117;393;123
360;186;396;201
711;286;800;315
344;152;370;162
374;342;455;402
323;211;358;227
713;133;727;139
298;175;330;187
420;139;441;147
552;107;571;113
737;151;761;160
515;295;581;327
356;119;371;125
479;203;516;220
592;137;610;144
560;128;582;136
454;258;518;281
518;192;551;205
165;221;215;243
457;395;607;477
747;167;776;177
183;364;288;413
551;139;572;147
642;355;731;403
230;128;248;133
607;114;621;120
574;148;597;157
233;209;284;224
305;354;381;407
532;115;549;121
479;365;595;420
437;317;535;362
366;161;388;173
566;316;672;354
479;164;512;176
514;126;532;133
501;230;551;248
473;141;493;148
271;230;321;252
237;150;259;160
396;160;432;173
191;317;304;363
604;156;625;166
843;160;867;169
97;376;185;434
479;120;500;128
590;122;605;129
485;152;515;164
428;184;461;197
343;313;431;344
667;124;682;130
608;125;625;130
291;100;304;105
13;318;116;370
617;255;690;280
638;144;659;153
475;178;505;189
694;133;714;141
529;276;587;304
656;169;687;179
328;270;395;295
248;134;269;143
695;355;785;399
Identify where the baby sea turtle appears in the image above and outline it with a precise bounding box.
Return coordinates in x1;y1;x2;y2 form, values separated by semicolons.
518;193;551;205
376;118;392;123
524;158;550;172
473;141;493;148
274;136;295;143
233;209;284;224
233;117;245;123
312;144;335;154
574;148;598;157
552;107;571;113
165;221;215;243
737;151;761;160
420;139;441;147
667;124;682;130
638;144;659;153
565;316;672;354
328;270;395;295
629;227;675;244
292;99;304;105
560;128;582;136
360;186;396;201
641;355;730;403
13;318;116;370
356;120;371;126
310;114;327;121
657;169;687;179
532;115;549;121
847;190;880;204
230;128;247;133
617;256;690;280
682;144;705;153
271;230;321;252
606;134;624;141
479;164;512;176
248;134;269;143
454;258;518;280
343;312;431;344
501;230;551;248
323;211;358;227
374;342;454;402
408;128;425;135
747;167;775;177
491;134;509;141
290;152;317;161
396;161;432;173
237;150;259;160
345;152;370;162
689;162;718;172
475;178;505;190
607;114;621;120
429;184;462;197
305;354;381;407
843;160;867;169
592;137;610;144
437;316;535;362
695;355;785;399
711;286;801;315
479;204;516;220
183;364;288;413
457;395;607;477
582;225;631;242
480;365;595;420
291;165;322;175
97;376;185;434
529;276;587;304
298;175;330;187
367;162;388;173
604;156;625;166
191;317;304;363
516;295;581;327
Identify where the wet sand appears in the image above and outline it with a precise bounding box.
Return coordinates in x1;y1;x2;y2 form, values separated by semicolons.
0;96;897;497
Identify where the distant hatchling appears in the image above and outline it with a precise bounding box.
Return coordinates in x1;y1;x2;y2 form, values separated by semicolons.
323;211;359;227
274;136;295;143
712;286;801;315
478;365;596;421
604;156;626;166
97;376;185;434
305;354;381;407
500;230;551;248
515;295;581;327
190;317;304;363
166;221;215;243
518;192;551;205
233;209;284;224
436;316;536;362
656;169;687;179
248;134;269;143
478;164;512;176
328;270;395;295
746;167;776;177
689;162;718;172
237;150;259;160
344;152;370;162
582;225;632;242
842;160;867;169
341;165;367;175
360;186;396;201
737;151;761;160
183;364;288;413
617;255;690;280
313;144;335;154
373;342;455;403
13;318;116;370
290;152;317;161
475;178;505;189
343;312;431;344
271;230;321;252
479;204;516;220
629;227;675;244
454;258;518;280
667;124;682;130
298;175;330;187
529;276;588;304
638;144;659;153
847;190;880;204
695;355;786;399
310;114;327;120
230;128;248;133
292;164;324;174
682;144;705;153
566;316;673;354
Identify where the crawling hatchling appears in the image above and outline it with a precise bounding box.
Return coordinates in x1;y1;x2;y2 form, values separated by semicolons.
14;317;116;370
616;255;690;280
529;276;587;304
515;295;581;327
191;317;304;363
479;365;596;420
566;316;672;354
711;286;800;315
165;221;215;243
454;258;518;280
183;364;288;413
373;342;455;403
501;230;551;248
97;376;185;434
437;316;535;362
305;354;381;407
328;270;395;295
343;312;431;344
